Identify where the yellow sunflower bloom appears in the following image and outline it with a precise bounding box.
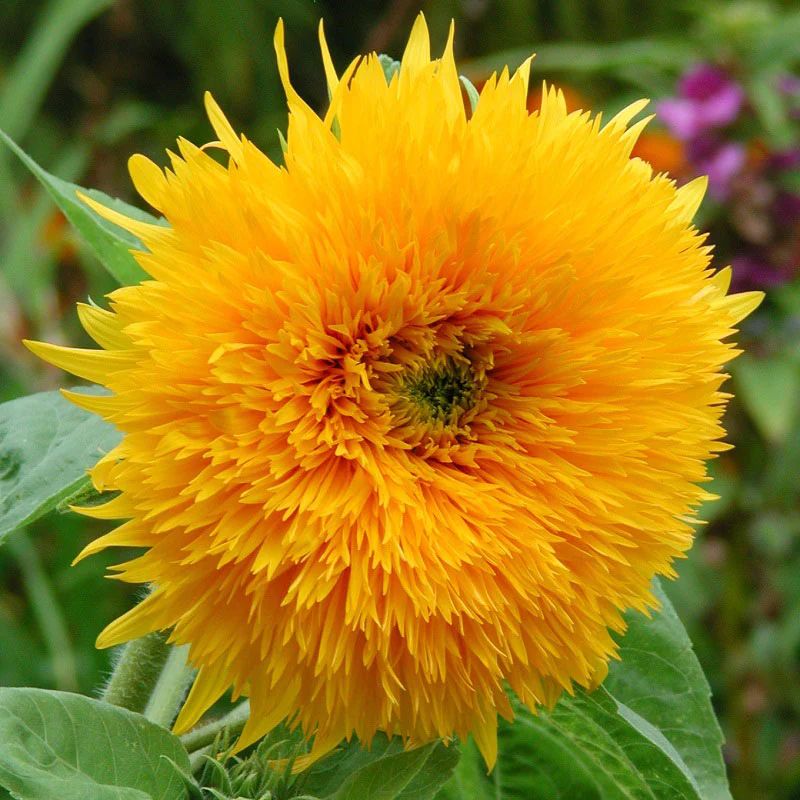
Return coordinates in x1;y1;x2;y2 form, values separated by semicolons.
27;15;761;768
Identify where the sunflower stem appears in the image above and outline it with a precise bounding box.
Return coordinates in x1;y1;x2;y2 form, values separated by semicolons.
180;700;251;753
101;631;171;713
143;643;194;728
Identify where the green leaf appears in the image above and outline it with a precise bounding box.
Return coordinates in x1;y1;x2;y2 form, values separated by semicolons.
439;690;700;800
434;739;494;800
0;129;155;286
296;735;458;800
605;582;731;800
437;583;729;800
0;389;121;543
732;354;800;443
0;687;190;800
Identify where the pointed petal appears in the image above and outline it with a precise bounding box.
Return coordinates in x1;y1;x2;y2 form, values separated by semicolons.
232;675;300;752
670;176;708;223
96;592;165;648
323;55;362;131
77;190;168;246
77;303;130;350
173;661;232;734
607;98;650;131
204;92;244;163
401;13;431;75
711;266;732;294
71;493;134;521
318;20;339;98
274;19;313;114
513;54;535;98
287;725;344;773
24;340;134;383
72;521;151;564
472;711;498;770
61;387;121;419
719;290;764;324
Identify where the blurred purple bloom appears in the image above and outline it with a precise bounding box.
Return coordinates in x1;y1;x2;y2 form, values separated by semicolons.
657;64;744;140
774;192;800;226
731;253;787;289
778;74;800;97
656;99;701;139
770;148;800;172
679;64;730;99
696;142;746;200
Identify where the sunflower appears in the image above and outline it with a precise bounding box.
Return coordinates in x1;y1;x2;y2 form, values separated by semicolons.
27;15;761;767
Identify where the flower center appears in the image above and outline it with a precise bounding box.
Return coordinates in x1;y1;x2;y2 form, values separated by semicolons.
403;357;478;421
376;343;495;458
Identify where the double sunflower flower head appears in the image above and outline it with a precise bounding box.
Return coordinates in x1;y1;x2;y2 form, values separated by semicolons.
29;16;761;767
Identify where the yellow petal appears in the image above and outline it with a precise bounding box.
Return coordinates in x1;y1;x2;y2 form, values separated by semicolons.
77;190;167;246
128;154;168;211
204;92;244;163
72;521;150;565
513;54;535;98
24;340;134;383
96;591;165;648
274;19;312;114
401;13;431;75
173;661;232;734
472;712;498;771
61;387;120;417
607;98;650;131
718;290;764;324
669;176;708;223
76;303;130;350
711;266;732;294
318;20;338;98
71;493;133;521
233;676;301;753
286;726;344;773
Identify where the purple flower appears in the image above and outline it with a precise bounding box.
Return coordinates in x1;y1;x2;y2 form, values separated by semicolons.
778;74;800;97
770;148;800;172
696;142;746;200
774;192;800;226
731;253;787;290
657;64;744;140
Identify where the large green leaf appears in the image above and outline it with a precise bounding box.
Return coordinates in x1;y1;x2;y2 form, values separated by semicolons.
437;582;729;800
439;689;700;800
0;129;155;286
0;389;120;542
296;735;459;800
0;688;189;800
605;582;730;800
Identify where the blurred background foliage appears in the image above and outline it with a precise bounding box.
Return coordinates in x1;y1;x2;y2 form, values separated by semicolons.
0;1;799;798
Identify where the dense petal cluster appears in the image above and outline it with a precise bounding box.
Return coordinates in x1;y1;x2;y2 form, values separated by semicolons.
29;17;761;766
